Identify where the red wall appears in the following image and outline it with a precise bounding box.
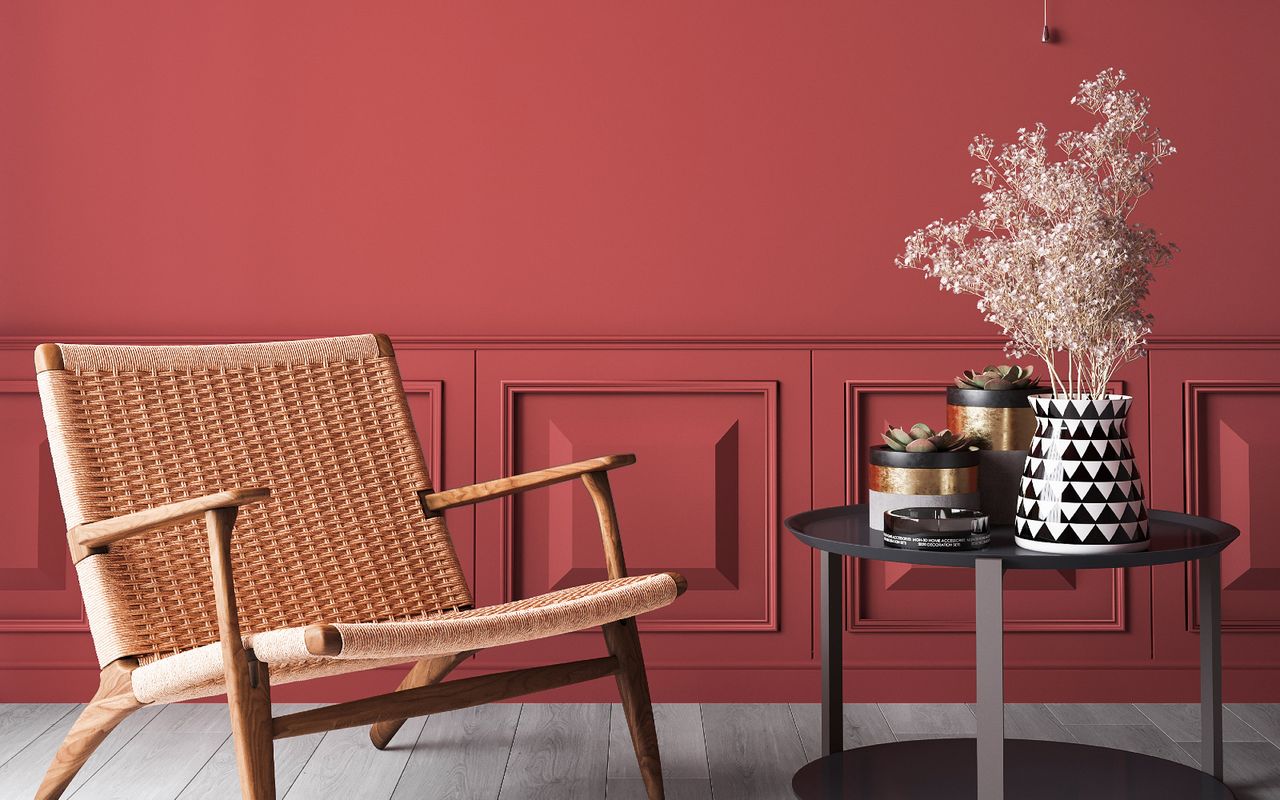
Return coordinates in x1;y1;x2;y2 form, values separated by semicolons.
2;2;1279;702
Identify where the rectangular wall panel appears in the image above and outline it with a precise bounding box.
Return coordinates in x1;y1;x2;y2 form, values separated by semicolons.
0;378;85;634
474;349;811;671
1150;350;1280;667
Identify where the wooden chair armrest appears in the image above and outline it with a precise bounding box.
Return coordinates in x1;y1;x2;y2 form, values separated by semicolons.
69;488;272;550
422;454;635;511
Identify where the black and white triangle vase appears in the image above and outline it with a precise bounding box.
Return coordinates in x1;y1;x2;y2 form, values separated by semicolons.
1015;395;1150;553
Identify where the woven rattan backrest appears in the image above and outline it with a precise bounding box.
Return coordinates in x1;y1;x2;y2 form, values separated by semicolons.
36;335;472;667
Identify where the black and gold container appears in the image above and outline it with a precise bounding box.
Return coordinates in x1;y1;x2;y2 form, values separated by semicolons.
946;386;1040;524
867;446;980;531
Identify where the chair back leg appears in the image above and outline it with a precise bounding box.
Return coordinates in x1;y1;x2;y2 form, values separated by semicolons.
603;618;665;800
370;651;473;749
36;660;143;800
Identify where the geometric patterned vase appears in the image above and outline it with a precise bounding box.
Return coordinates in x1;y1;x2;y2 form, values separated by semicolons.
1014;395;1150;553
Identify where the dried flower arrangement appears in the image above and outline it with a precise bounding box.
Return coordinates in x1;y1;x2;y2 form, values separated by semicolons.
896;69;1176;398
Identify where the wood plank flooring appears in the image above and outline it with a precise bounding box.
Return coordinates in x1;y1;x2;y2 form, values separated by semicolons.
1;703;1278;799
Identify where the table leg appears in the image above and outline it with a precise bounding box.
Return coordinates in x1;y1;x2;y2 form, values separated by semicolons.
1199;553;1223;781
821;550;843;756
976;558;1005;800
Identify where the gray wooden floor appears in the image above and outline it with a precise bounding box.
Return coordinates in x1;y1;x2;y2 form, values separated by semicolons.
2;703;1279;799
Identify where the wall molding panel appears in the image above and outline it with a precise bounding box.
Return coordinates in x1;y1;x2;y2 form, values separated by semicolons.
0;378;90;634
1149;351;1280;672
1182;381;1280;634
1;337;1278;700
403;379;445;486
496;380;779;634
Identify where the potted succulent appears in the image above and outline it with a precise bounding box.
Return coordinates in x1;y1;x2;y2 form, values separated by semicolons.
895;69;1169;552
948;364;1042;524
869;423;980;531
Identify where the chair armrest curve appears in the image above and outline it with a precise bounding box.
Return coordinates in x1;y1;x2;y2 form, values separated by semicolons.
422;454;635;511
70;488;272;550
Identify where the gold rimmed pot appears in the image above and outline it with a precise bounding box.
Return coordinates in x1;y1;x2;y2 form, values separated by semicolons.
867;446;980;531
946;386;1041;525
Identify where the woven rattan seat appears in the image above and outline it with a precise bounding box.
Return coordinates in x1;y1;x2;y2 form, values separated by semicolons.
33;334;684;800
132;573;678;703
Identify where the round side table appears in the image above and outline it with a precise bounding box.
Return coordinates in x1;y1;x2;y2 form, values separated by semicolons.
785;505;1239;800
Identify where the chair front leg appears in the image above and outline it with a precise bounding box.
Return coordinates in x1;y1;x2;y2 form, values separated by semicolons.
369;651;474;749
227;656;275;800
603;618;664;800
588;461;663;798
207;507;276;799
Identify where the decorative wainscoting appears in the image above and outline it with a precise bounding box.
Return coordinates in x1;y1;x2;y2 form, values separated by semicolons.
470;349;812;680
1149;349;1280;675
2;336;1279;702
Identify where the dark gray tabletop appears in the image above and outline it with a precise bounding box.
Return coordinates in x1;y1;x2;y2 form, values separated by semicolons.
786;505;1237;569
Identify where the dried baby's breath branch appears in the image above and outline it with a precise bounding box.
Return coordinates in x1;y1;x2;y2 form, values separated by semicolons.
895;68;1176;398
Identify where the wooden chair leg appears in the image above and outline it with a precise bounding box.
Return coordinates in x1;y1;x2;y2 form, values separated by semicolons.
206;506;277;800
227;656;275;800
604;618;664;800
370;651;473;749
36;660;144;800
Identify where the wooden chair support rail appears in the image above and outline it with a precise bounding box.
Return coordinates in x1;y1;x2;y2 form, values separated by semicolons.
421;454;635;511
271;655;619;740
70;488;271;550
370;651;476;750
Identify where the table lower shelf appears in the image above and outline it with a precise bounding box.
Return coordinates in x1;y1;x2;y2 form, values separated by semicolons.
792;738;1234;799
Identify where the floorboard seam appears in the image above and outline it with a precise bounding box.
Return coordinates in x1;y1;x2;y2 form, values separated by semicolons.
604;704;614;787
384;720;420;800
1225;706;1274;748
1133;705;1178;744
0;704;80;771
386;714;430;799
696;704;713;789
280;728;327;800
873;704;899;743
174;732;231;799
493;703;523;800
66;702;164;799
276;729;321;798
1063;714;1081;744
785;703;807;761
697;704;717;800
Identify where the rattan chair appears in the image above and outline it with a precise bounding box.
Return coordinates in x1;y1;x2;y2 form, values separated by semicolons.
32;334;684;800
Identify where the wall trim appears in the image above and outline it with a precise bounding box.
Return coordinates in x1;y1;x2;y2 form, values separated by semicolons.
5;334;1280;352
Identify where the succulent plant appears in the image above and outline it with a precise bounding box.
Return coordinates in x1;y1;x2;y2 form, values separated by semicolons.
881;421;978;453
955;364;1041;391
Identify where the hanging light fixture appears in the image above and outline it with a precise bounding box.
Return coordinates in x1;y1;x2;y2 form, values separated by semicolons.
1042;0;1053;43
